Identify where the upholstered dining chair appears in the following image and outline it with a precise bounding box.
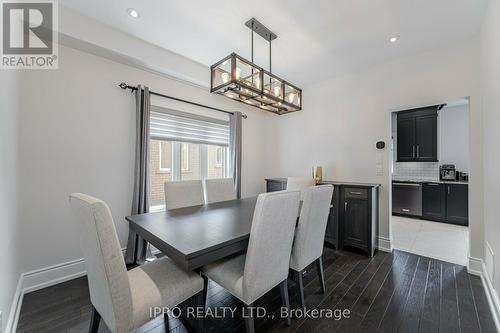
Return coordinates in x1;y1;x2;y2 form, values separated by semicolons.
164;180;205;210
289;185;334;310
202;190;301;333
204;178;237;204
69;193;205;333
286;177;316;200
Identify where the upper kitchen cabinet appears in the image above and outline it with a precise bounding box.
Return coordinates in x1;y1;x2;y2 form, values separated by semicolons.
396;106;439;162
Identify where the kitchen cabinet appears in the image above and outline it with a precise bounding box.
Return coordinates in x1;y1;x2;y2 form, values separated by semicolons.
393;181;468;226
397;107;438;162
422;182;446;220
396;118;415;162
445;184;468;225
265;179;379;257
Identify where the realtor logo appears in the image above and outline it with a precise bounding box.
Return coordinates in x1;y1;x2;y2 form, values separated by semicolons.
1;0;58;69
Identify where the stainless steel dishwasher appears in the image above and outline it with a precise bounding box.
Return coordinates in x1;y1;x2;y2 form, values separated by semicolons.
392;181;422;217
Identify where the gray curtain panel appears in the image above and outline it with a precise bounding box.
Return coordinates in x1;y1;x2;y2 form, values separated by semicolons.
125;85;153;265
229;111;242;199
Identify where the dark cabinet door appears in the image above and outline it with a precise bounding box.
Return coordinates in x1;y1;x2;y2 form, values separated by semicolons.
422;183;445;220
446;184;468;225
397;118;415;162
343;197;368;250
415;114;438;161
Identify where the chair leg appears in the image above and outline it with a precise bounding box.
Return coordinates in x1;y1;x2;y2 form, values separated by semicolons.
279;280;292;326
196;290;205;333
163;313;169;332
294;270;305;310
316;257;326;294
202;275;209;308
244;303;255;333
89;306;101;333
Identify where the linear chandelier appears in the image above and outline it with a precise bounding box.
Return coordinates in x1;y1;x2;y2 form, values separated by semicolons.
210;18;302;115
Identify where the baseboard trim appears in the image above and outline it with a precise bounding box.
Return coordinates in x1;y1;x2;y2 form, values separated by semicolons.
5;259;87;333
22;258;87;294
5;276;23;333
377;236;393;253
468;256;483;276
6;248;127;333
480;259;500;332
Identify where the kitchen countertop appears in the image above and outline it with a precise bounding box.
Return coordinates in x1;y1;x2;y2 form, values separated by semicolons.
392;178;469;185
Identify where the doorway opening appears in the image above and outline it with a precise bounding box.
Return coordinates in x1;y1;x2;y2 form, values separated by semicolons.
389;98;470;266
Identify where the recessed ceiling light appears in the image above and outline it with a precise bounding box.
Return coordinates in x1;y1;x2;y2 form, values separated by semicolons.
127;8;140;18
390;35;400;43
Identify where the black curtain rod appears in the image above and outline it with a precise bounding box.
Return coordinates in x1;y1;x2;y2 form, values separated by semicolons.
118;83;247;119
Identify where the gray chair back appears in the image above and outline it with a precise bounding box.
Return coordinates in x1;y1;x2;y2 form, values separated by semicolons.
69;193;133;333
164;180;204;210
242;190;300;303
286;177;316;200
205;178;237;204
290;185;334;272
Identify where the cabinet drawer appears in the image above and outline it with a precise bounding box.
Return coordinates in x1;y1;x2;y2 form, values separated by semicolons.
344;188;368;200
266;181;285;192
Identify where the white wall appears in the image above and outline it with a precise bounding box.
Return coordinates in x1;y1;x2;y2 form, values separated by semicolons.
480;0;500;304
15;44;274;276
439;104;470;173
267;39;483;260
0;71;20;332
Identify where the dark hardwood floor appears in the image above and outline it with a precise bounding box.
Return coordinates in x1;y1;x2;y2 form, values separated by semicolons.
17;248;496;333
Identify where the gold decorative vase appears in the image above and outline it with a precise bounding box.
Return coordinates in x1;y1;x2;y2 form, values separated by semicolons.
312;166;323;184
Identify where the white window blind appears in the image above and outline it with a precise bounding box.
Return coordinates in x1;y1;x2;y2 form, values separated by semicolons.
150;106;230;146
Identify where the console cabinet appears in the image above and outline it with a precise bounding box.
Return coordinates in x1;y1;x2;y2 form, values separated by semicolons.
265;179;379;257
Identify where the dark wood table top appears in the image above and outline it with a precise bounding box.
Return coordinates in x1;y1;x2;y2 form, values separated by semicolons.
126;197;258;270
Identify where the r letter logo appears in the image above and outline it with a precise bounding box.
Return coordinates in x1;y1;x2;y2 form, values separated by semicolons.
1;0;58;69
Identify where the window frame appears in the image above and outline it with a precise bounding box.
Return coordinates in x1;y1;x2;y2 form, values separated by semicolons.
215;147;224;167
158;141;172;173
181;143;190;172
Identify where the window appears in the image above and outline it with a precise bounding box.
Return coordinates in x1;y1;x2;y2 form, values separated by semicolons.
207;145;228;179
216;147;223;167
181;143;190;171
149;107;231;209
159;141;172;172
180;143;200;180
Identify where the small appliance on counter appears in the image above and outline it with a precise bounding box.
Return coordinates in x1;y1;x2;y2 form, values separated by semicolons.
457;171;469;182
440;164;456;181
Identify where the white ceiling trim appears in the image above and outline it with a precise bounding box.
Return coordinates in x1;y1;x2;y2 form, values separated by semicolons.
58;33;210;89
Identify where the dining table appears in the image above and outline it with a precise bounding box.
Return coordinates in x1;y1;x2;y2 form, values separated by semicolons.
126;197;259;271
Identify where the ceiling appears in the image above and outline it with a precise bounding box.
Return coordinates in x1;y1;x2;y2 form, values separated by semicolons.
60;0;488;86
